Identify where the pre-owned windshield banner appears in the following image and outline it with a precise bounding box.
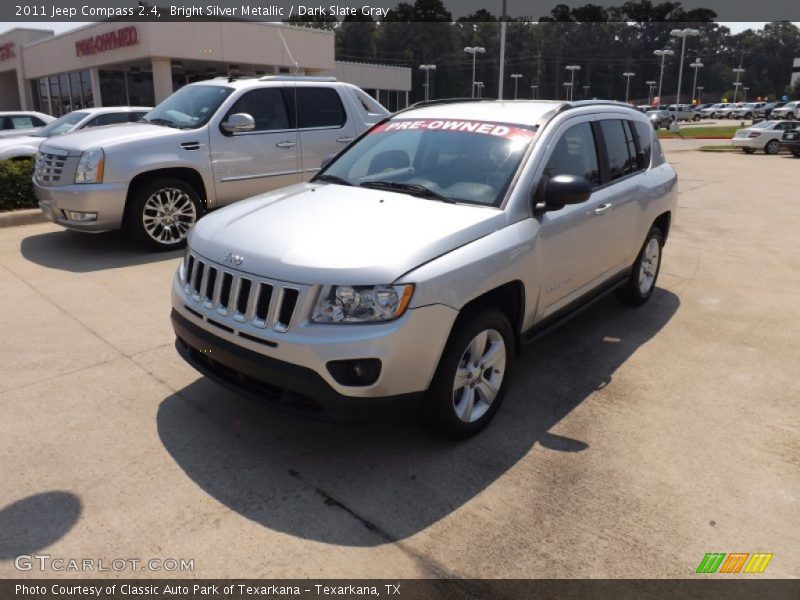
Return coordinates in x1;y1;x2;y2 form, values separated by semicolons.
370;119;536;141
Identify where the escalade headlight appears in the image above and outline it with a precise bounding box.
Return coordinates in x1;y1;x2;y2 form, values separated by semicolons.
74;147;104;183
312;284;414;323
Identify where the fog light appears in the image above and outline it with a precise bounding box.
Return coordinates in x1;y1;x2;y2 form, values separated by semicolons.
326;359;382;387
64;210;98;222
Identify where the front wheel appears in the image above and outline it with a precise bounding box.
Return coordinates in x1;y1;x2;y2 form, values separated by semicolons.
693;114;701;122
424;309;514;439
126;178;202;250
764;139;781;155
616;227;664;306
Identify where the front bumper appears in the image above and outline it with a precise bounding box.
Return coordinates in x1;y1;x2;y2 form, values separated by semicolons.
171;273;459;420
34;179;128;233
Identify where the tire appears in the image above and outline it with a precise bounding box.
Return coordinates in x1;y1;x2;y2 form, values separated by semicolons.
788;112;796;120
126;178;202;250
791;149;800;158
764;139;781;155
693;114;700;122
742;147;756;154
423;308;515;439
745;112;752;119
615;227;664;306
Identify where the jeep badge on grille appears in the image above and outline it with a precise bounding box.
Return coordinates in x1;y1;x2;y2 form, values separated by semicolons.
224;253;244;266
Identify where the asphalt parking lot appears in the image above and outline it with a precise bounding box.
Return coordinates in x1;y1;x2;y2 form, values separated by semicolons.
1;142;798;579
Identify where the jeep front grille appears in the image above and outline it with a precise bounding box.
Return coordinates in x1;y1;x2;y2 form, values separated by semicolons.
35;149;68;184
184;252;302;333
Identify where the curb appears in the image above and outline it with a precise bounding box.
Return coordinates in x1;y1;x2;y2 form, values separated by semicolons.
0;208;47;228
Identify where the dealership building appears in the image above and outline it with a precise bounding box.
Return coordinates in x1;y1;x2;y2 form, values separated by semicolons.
0;22;411;115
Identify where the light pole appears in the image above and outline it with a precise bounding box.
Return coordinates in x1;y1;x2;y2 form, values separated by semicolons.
689;59;704;103
671;28;700;105
530;84;538;99
743;86;749;102
418;64;436;102
732;67;745;102
653;49;675;106
646;80;657;106
510;73;522;99
565;65;581;101
464;46;486;98
696;86;704;103
583;85;590;99
475;81;485;98
622;72;635;103
563;82;573;101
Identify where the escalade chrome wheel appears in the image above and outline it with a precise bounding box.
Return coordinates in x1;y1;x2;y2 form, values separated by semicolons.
425;309;514;438
128;178;202;250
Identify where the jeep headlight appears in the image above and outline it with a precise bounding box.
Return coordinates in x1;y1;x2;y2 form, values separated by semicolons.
74;147;104;183
312;284;414;323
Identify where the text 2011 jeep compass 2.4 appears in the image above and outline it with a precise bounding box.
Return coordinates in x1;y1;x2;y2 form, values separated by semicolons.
171;99;677;437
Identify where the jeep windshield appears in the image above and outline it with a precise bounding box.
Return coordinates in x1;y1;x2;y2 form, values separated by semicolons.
142;85;234;129
315;118;537;206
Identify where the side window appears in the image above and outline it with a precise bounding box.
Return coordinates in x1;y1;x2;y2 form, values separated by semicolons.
30;117;46;127
0;117;10;130
296;87;346;129
633;120;653;169
543;122;600;187
226;89;290;132
599;119;637;181
130;112;148;122
84;113;131;128
10;116;35;129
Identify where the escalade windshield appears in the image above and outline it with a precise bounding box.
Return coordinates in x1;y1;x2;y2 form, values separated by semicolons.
143;85;234;129
316;118;537;206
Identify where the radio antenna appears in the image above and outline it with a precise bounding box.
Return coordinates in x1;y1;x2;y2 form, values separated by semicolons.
278;25;300;73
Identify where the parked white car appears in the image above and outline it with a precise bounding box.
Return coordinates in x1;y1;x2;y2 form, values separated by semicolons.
730;120;800;154
0;111;54;139
771;101;800;120
0;107;150;160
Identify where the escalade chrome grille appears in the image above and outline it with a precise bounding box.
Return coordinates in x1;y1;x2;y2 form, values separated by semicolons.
34;149;68;184
184;252;302;333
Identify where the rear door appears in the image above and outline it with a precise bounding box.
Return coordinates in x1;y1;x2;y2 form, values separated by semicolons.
209;86;300;205
290;86;357;179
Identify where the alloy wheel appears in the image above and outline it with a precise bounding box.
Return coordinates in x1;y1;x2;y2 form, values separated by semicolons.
452;329;506;423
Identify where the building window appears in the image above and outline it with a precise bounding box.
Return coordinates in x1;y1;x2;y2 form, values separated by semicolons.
49;76;62;116
80;70;94;108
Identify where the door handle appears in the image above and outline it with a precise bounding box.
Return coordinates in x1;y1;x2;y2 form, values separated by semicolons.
275;141;297;148
336;137;355;144
594;203;612;215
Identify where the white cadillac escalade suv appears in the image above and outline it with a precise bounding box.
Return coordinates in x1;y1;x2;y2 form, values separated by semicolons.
171;99;677;438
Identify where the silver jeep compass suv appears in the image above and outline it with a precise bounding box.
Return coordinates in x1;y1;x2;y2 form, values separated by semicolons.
171;99;677;438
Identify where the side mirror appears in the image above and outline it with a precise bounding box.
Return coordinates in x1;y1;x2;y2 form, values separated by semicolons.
543;174;592;210
320;154;335;170
221;113;255;134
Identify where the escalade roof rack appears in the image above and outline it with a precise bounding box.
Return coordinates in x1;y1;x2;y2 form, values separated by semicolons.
257;75;338;82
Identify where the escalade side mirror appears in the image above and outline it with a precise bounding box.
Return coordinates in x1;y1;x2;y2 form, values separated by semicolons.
542;174;592;210
221;113;255;134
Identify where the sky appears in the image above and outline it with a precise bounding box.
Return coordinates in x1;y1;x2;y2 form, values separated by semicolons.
1;21;797;37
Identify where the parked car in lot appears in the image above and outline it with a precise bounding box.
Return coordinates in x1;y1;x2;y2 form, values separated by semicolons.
754;101;786;120
730;120;800;154
779;126;800;157
771;101;800;120
730;102;765;119
33;76;389;250
717;103;744;119
699;103;726;119
646;109;673;129
171;99;677;437
0;107;150;160
666;104;700;122
0;111;54;139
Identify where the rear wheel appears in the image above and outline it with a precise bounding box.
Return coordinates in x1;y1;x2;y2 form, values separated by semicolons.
423;309;514;439
616;227;663;306
791;149;800;158
126;178;202;250
788;112;796;120
764;139;781;155
742;147;756;154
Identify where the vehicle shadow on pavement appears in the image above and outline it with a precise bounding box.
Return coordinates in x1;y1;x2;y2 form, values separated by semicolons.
157;289;679;546
0;491;81;560
20;230;182;273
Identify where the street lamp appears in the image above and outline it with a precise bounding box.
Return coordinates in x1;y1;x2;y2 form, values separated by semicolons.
743;86;749;102
530;84;538;99
654;49;675;107
510;73;523;99
671;28;700;105
732;67;745;102
583;85;590;99
475;81;485;98
646;80;657;106
418;64;436;102
565;65;581;101
622;72;635;103
464;46;486;98
689;59;704;103
563;81;573;101
696;86;704;103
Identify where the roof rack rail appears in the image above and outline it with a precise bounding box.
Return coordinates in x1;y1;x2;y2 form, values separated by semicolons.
394;97;492;116
562;99;635;110
257;75;338;82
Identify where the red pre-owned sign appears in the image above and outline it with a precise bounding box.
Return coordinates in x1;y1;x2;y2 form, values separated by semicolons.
75;26;138;57
0;42;15;61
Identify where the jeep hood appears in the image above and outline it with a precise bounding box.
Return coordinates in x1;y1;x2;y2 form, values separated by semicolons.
41;123;183;155
190;183;506;285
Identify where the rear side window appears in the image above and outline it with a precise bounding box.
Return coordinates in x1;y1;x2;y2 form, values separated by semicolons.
84;112;132;128
227;89;290;132
295;87;346;129
543;122;601;187
599;119;637;181
10;116;35;129
0;117;11;130
633;120;653;169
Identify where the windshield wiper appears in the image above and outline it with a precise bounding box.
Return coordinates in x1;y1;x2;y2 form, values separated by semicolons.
314;174;352;186
145;117;180;128
359;181;455;203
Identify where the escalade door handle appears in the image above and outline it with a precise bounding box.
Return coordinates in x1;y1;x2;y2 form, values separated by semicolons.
336;137;355;144
594;203;613;215
275;141;297;148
